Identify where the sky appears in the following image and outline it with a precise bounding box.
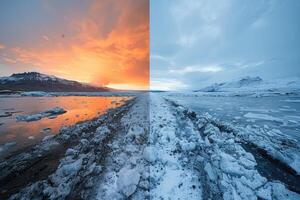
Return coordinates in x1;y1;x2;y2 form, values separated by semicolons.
0;0;149;90
150;0;300;90
1;1;299;91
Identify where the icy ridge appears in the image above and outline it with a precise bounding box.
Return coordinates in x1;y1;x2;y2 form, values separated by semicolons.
91;94;150;199
161;95;300;199
199;112;300;176
148;93;203;199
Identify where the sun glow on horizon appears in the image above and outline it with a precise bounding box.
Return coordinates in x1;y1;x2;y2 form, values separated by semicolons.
107;83;148;91
0;0;149;90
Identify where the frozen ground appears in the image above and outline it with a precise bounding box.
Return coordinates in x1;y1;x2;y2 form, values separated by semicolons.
0;92;299;199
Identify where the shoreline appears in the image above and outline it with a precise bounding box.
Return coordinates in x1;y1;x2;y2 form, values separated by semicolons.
0;97;136;199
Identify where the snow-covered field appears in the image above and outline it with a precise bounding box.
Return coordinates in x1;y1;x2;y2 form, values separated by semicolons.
0;92;300;199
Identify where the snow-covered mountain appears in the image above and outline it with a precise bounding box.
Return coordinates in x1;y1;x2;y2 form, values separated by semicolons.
195;76;300;93
0;72;111;92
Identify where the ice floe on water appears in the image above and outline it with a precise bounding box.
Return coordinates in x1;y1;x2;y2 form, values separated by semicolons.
20;91;51;97
0;141;16;154
0;109;20;118
281;99;300;103
16;107;67;122
0;112;13;118
0;95;131;157
243;112;283;123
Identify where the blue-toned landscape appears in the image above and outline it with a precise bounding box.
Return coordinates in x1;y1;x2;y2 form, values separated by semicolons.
1;0;300;199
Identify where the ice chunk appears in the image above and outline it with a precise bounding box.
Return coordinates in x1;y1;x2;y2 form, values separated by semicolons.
0;111;13;118
42;135;54;141
0;141;16;154
143;146;157;163
204;163;217;181
180;141;196;151
16;107;66;122
61;158;83;176
281;99;300;103
220;152;244;176
117;166;140;197
244;112;282;122
20;91;50;97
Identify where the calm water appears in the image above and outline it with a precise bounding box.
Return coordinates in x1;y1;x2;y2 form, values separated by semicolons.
0;96;130;156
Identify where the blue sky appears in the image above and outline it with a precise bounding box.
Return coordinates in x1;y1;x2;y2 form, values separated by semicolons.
150;0;300;90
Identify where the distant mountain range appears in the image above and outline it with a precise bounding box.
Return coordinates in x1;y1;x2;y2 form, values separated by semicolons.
0;72;111;92
194;76;300;93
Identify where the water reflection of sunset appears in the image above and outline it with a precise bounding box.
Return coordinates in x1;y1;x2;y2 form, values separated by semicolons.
0;96;131;155
0;0;149;90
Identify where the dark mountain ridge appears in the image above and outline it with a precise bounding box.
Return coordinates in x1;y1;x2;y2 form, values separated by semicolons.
0;72;111;92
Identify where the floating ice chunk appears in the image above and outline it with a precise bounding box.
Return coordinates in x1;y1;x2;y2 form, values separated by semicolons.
240;107;270;113
234;116;242;120
42;135;54;141
47;115;57;119
0;111;13;118
0;141;16;154
117;166;140;197
42;127;51;133
281;99;300;103
16;107;66;122
17;113;43;122
244;112;282;122
44;107;67;115
20;91;50;97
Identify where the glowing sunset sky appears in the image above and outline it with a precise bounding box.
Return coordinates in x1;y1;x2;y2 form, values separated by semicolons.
0;0;149;90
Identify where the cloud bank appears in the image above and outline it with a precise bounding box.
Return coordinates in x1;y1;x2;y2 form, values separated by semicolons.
150;0;300;90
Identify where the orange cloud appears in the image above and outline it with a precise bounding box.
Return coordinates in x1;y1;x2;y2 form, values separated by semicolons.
0;0;149;90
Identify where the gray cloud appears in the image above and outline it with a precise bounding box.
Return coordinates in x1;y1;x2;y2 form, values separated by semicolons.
150;0;300;90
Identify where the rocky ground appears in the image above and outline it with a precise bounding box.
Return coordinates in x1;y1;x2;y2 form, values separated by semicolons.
0;93;299;199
